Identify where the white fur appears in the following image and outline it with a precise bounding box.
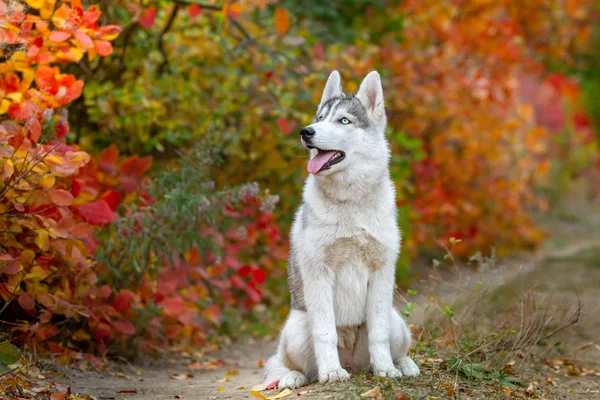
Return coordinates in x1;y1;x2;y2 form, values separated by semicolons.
264;71;420;389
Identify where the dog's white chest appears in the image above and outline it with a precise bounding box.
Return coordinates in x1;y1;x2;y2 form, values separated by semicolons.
325;232;387;327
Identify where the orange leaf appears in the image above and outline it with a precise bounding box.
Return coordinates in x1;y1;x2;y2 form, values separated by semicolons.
274;7;290;35
50;393;67;400
29;118;42;142
75;30;94;48
18;293;35;311
94;40;113;56
50;189;74;206
160;297;186;317
223;3;241;19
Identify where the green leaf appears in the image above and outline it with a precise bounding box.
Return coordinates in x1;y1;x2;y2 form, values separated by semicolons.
0;341;21;365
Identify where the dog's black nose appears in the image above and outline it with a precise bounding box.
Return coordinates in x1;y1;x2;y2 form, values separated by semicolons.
300;126;315;141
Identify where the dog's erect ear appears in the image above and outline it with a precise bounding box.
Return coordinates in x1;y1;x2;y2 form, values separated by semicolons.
356;71;384;118
319;70;344;106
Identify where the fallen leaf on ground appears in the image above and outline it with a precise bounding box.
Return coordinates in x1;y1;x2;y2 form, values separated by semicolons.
218;385;224;392
267;388;292;399
257;359;264;367
250;391;268;399
217;377;230;383
225;369;239;376
171;373;192;380
360;387;382;398
237;386;246;390
394;393;409;400
118;389;137;393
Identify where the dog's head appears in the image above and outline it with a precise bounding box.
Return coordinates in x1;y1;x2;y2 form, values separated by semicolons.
301;70;388;176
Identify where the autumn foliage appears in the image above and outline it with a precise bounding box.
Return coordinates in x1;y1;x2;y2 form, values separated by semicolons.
1;0;599;361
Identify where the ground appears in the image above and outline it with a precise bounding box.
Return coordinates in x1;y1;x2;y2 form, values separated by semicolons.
9;192;600;399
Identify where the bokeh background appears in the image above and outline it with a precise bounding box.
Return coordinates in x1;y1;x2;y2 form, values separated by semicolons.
1;0;599;367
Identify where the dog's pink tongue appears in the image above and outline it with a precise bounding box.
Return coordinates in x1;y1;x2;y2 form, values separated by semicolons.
307;151;336;174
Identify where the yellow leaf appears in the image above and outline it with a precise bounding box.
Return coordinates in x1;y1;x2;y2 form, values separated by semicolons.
267;388;292;400
217;377;230;383
274;7;291;35
0;99;10;114
249;391;268;400
6;92;22;103
34;229;49;251
225;369;239;376
1;159;14;180
40;174;56;189
72;329;91;341
218;386;224;392
25;0;45;9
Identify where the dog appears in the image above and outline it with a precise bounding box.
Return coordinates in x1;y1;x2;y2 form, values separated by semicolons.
264;71;420;389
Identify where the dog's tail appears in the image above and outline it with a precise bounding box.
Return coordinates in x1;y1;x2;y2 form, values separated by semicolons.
263;341;291;385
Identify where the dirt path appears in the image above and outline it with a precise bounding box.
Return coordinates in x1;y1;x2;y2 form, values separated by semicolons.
54;235;600;400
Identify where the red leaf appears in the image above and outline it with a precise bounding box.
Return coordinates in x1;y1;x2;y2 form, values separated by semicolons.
49;31;71;42
113;320;136;335
160;297;186;317
252;268;267;284
100;190;121;211
114;290;136;313
94;40;113;56
53;118;70;139
0;255;21;274
92;322;114;342
277;118;294;135
71;178;84;198
119;155;152;177
76;199;118;225
139;6;157;29
238;265;252;277
188;4;202;19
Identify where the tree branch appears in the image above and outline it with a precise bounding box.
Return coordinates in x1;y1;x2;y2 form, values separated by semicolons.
157;4;181;75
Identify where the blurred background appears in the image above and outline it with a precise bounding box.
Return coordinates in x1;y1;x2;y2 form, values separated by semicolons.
1;0;599;387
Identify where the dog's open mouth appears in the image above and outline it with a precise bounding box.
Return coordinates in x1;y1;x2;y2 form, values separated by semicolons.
307;146;345;174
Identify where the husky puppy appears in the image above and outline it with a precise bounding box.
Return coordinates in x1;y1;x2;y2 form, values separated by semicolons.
264;71;420;389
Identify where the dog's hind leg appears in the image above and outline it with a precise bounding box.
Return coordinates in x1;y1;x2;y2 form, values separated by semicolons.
390;308;420;377
264;309;317;389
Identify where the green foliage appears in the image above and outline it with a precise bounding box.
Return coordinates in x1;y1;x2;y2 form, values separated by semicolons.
0;341;20;373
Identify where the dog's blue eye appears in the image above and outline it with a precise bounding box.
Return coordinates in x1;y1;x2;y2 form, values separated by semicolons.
340;118;351;125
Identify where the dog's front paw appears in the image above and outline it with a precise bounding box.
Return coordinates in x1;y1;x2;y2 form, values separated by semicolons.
374;366;403;379
396;357;420;377
319;368;350;383
279;370;307;389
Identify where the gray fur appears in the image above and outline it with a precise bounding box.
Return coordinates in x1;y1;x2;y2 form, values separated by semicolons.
288;244;306;311
315;97;371;129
